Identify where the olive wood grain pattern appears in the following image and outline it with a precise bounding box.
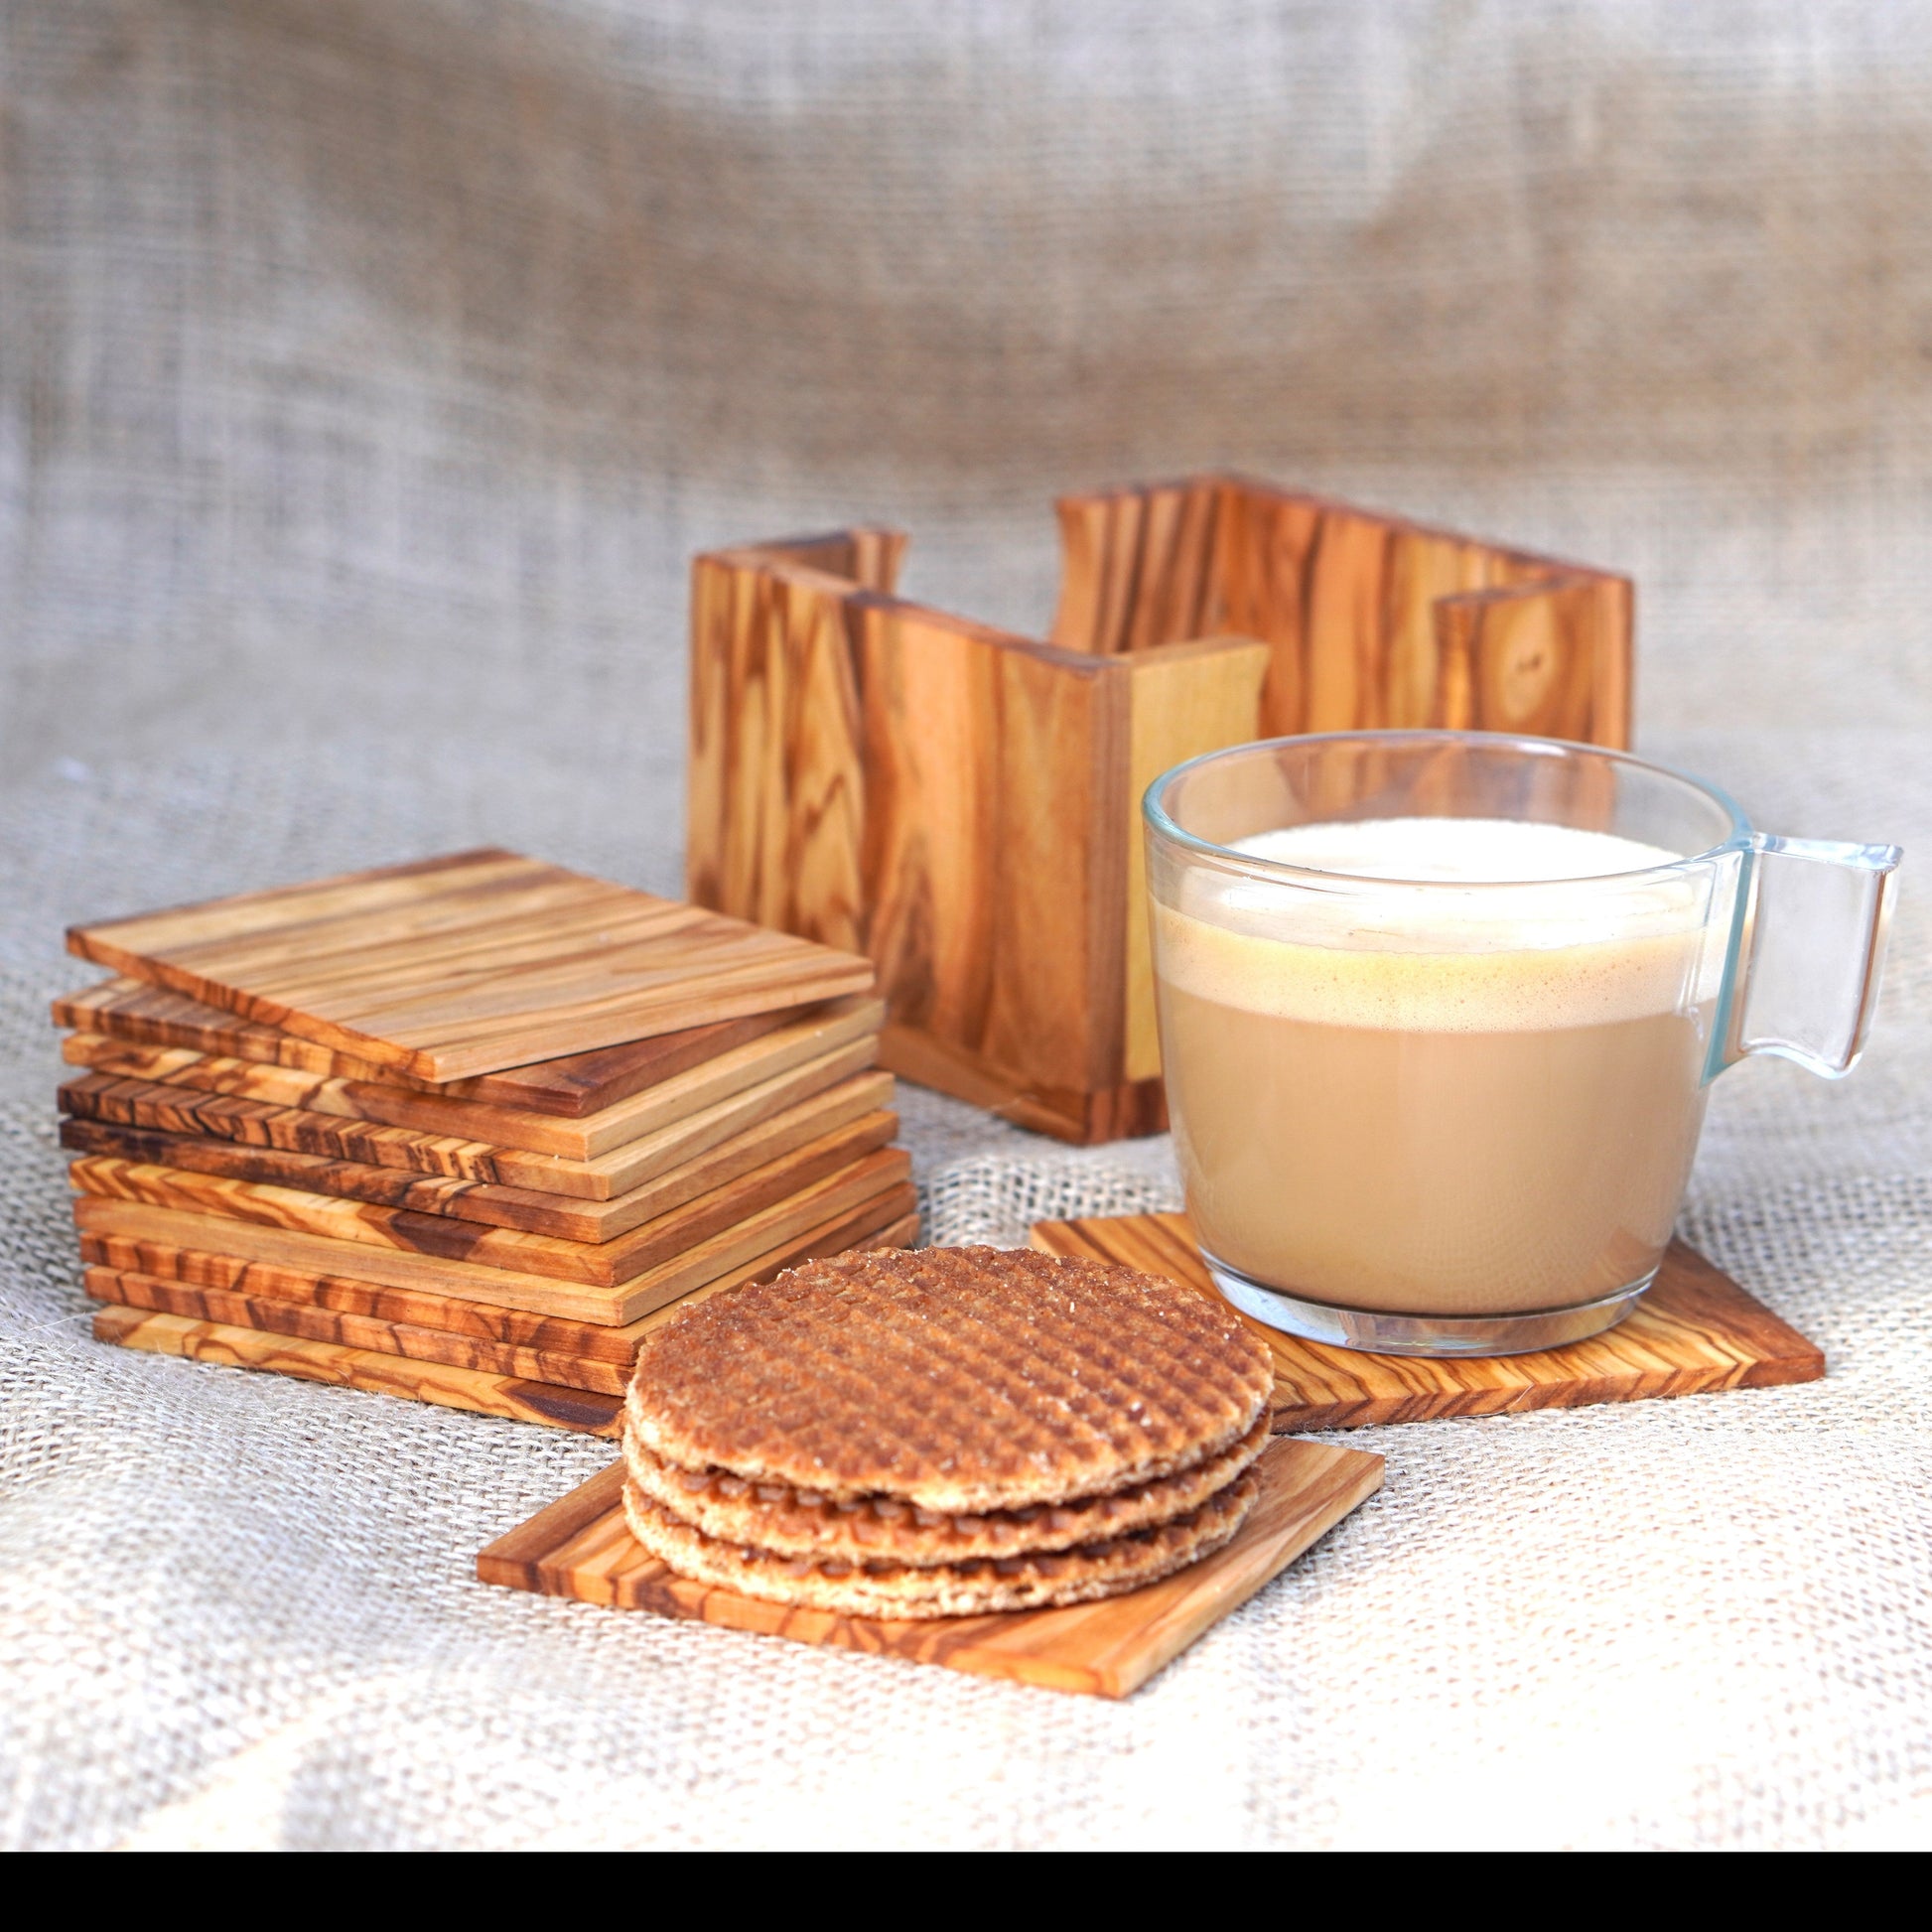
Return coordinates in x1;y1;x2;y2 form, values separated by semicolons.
78;1186;920;1362
685;533;903;954
1121;636;1270;1083
854;599;1131;1099
1029;1212;1824;1429
688;554;872;955
690;475;1629;1144
53;978;806;1118
91;1269;636;1396
62;998;885;1164
58;1042;883;1199
1050;480;1223;660
71;1148;914;1323
690;540;1268;1140
1051;475;1634;747
478;1435;1382;1697
68;849;877;1082
84;1207;922;1398
92;1305;626;1435
745;526;908;593
67;1112;900;1285
60;1070;894;1234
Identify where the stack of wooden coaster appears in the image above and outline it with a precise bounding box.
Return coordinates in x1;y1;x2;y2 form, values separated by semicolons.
54;850;917;1436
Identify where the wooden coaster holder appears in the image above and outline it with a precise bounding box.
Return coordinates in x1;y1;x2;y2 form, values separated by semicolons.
686;474;1633;1143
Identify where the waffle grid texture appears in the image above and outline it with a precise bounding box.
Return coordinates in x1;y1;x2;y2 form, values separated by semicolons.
625;1249;1273;1511
4;0;1932;1849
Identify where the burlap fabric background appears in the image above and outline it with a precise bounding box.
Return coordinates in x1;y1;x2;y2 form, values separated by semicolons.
4;2;1930;1849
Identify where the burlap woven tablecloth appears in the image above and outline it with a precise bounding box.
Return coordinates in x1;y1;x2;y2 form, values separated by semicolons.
3;2;1929;1849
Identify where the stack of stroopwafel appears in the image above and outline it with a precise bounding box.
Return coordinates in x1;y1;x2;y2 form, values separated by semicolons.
621;1246;1277;1615
57;851;916;1434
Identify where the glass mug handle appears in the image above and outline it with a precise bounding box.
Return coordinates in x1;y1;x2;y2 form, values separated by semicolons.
1722;834;1903;1078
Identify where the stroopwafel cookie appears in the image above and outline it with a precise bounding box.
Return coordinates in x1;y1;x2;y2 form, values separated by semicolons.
622;1407;1271;1567
626;1245;1274;1514
621;1468;1260;1618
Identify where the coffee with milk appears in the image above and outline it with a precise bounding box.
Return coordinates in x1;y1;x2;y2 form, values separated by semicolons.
1153;817;1717;1317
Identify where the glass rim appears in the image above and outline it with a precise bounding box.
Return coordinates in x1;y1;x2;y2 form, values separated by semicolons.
1143;730;1754;892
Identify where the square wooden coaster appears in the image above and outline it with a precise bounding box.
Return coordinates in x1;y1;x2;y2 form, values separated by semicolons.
67;849;875;1081
59;1125;880;1285
477;1437;1384;1698
77;1191;919;1362
1030;1212;1824;1430
52;976;815;1116
60;995;887;1160
92;1304;626;1435
60;997;889;1159
69;1144;911;1318
60;1072;895;1234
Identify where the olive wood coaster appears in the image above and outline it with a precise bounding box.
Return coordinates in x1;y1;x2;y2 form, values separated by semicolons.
60;997;885;1162
66;1110;899;1285
93;1305;628;1436
92;1273;630;1395
79;1184;920;1367
689;476;1631;1144
1029;1212;1825;1428
59;1069;894;1234
54;977;808;1117
476;1436;1384;1698
72;1149;913;1323
67;849;876;1082
85;1206;922;1405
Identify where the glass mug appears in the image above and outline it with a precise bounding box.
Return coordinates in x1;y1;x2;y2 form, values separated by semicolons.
1145;731;1901;1357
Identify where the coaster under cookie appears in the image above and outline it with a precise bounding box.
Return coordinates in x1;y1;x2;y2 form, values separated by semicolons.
620;1470;1261;1618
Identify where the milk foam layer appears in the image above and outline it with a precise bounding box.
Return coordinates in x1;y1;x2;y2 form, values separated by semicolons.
1233;817;1683;882
1157;816;1728;1033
